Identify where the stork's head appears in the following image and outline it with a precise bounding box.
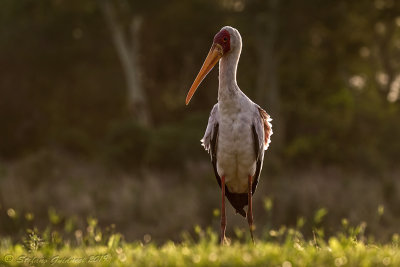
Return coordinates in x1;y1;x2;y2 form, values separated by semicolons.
185;26;242;105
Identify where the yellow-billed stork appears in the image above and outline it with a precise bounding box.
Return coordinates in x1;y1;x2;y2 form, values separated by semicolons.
185;26;273;244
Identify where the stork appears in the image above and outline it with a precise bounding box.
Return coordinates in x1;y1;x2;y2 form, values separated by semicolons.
185;26;273;244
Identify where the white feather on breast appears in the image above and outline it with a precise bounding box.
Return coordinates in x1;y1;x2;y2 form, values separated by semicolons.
216;95;257;193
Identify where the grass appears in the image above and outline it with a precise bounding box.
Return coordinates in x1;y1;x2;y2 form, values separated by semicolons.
1;219;400;267
0;205;398;266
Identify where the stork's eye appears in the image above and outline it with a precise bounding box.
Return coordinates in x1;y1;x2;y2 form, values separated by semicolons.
223;37;227;42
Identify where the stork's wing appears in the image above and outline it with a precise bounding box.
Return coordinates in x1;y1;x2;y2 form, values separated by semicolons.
251;106;273;194
201;104;219;154
201;104;248;217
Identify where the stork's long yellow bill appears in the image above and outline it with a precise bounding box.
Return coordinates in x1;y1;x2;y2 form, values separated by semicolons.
185;44;223;105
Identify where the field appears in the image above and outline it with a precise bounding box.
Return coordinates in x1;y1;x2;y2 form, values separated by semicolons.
1;221;400;267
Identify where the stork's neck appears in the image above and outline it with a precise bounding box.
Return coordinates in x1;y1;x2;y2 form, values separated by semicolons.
218;48;241;103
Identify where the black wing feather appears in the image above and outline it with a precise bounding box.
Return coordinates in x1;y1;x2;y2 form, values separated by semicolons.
251;124;264;194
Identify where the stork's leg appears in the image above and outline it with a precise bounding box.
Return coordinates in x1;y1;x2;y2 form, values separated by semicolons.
247;175;254;243
220;175;226;245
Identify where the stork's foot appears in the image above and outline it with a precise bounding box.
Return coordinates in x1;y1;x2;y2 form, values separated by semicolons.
220;216;226;245
247;215;255;244
220;234;226;245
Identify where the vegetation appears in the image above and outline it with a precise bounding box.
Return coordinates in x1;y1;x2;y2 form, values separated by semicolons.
1;215;400;267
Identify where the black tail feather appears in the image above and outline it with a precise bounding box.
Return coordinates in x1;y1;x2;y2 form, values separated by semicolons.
226;192;247;217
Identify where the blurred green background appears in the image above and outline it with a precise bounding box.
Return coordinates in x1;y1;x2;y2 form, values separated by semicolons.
1;0;400;243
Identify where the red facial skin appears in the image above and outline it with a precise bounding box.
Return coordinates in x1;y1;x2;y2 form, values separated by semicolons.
213;29;231;54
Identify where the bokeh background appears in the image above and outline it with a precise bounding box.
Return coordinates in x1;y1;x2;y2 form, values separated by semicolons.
1;0;400;243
